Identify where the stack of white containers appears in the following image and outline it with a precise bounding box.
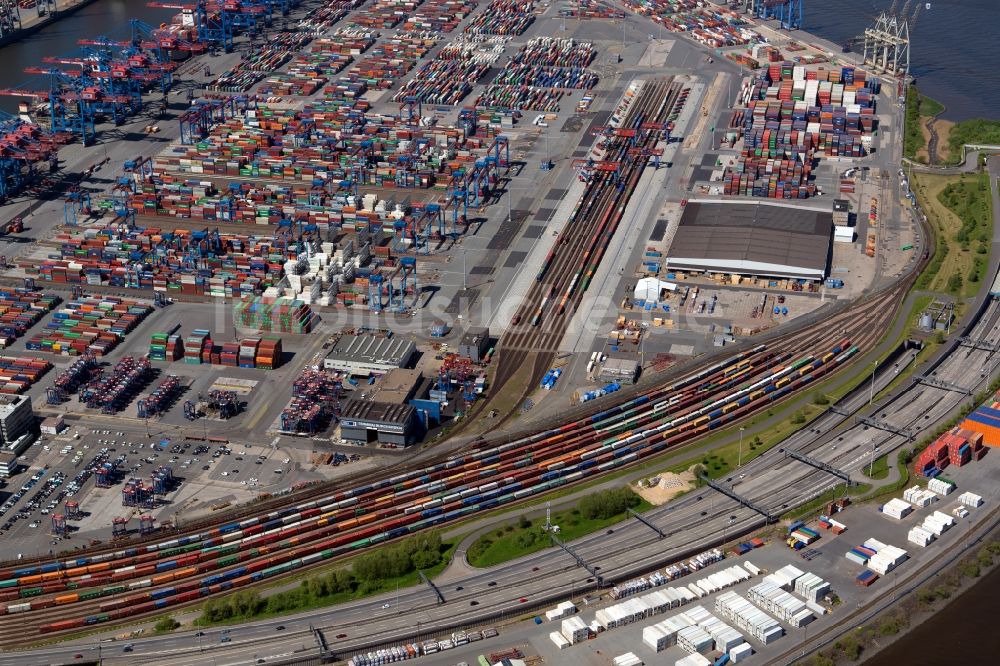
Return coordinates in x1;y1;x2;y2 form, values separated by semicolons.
560;616;589;644
549;631;570;649
767;564;805;590
612;652;643;666
881;498;913;519
715;591;784;645
865;538;909;574
903;486;937;508
675;654;711;666
692;565;753;596
928;478;956;495
747;581;814;628
642;605;746;656
677;625;714;654
730;643;753;663
921;510;956;536
907;525;935;547
793;572;831;604
545;600;577;621
959;491;983;507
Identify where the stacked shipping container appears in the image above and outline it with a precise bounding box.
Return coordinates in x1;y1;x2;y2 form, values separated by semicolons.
25;297;152;356
0;356;52;394
0;290;61;347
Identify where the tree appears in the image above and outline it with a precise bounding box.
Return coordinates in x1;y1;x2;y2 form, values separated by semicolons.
154;616;180;632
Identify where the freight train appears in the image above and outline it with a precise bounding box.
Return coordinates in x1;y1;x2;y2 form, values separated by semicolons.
0;341;859;631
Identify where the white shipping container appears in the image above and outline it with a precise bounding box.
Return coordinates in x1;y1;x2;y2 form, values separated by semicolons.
550;632;571;650
729;642;753;663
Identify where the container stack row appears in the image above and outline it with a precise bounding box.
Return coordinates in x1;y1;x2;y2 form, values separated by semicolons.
402;0;478;32
958;397;1000;449
622;1;759;47
463;0;534;35
350;0;425;29
0;290;61;347
25;297;152;356
184;329;212;365
207;31;313;93
0;356;51;394
391;34;503;106
149;332;183;362
475;37;598;112
234;296;316;334
915;426;986;477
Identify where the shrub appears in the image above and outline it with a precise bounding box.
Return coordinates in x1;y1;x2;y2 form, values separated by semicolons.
154;616;180;632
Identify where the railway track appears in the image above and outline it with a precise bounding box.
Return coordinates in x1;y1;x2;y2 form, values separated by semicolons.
0;73;932;651
0;274;907;643
491;78;681;399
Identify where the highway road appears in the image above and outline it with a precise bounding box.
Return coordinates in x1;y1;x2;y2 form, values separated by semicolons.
5;293;999;666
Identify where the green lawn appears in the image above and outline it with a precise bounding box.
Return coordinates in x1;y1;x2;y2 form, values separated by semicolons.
945;118;1000;164
863;454;890;480
192;537;460;628
467;498;653;568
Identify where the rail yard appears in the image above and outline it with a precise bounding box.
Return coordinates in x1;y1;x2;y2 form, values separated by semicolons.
0;0;993;664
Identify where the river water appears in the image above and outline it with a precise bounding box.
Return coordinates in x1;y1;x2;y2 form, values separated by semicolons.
803;0;999;122
862;561;1000;664
1;1;995;120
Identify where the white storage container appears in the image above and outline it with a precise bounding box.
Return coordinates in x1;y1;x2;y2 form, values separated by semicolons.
729;642;753;663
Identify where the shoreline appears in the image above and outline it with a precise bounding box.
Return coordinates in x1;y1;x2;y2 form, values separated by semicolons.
0;0;100;49
857;547;1000;665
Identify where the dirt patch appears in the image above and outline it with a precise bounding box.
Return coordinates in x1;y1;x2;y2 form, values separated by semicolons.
916;119;932;163
933;118;955;163
632;469;695;505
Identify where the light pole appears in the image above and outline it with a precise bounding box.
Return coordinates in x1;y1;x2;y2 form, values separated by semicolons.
869;439;877;477
738;427;745;468
869;360;878;406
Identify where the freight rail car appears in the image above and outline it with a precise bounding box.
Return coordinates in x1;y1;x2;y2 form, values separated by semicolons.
20;341;858;626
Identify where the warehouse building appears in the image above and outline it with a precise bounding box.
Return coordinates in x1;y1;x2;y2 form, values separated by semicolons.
40;416;66;436
0;395;34;446
340;400;422;448
665;201;832;281
599;357;640;385
323;334;416;375
458;327;490;363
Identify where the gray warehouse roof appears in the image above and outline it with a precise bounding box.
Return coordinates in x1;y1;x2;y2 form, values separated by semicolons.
327;335;415;367
666;202;832;280
340;400;416;426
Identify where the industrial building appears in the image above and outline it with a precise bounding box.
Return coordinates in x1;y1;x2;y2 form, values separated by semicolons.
367;369;423;404
665;201;833;281
0;395;34;446
40;416;66;436
323;335;416;376
340;400;422;448
0;451;16;478
599;357;641;385
458;327;490;363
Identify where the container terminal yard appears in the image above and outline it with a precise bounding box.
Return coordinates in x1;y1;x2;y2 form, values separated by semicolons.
0;0;992;664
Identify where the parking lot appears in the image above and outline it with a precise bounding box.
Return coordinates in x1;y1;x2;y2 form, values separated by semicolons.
0;421;373;556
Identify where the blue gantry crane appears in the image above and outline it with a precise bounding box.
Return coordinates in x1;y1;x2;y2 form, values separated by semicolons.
755;0;802;30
